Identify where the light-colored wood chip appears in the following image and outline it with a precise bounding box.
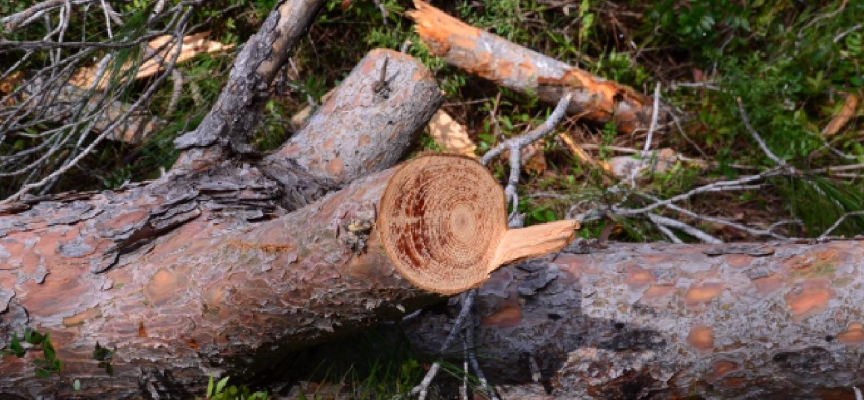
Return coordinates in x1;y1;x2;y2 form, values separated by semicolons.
69;31;234;89
821;92;859;137
426;110;477;157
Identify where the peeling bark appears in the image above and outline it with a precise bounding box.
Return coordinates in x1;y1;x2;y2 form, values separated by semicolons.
407;0;669;136
173;0;327;165
0;43;443;400
0;165;440;398
405;241;864;399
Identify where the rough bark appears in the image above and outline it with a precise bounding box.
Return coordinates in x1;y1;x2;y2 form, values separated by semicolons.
173;0;327;168
407;0;669;136
269;49;444;185
405;241;864;399
0;164;436;398
0;44;445;400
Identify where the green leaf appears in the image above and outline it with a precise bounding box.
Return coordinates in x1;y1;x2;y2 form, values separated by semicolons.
207;375;215;397
501;115;513;130
42;333;55;361
10;332;24;357
25;329;44;345
215;376;230;394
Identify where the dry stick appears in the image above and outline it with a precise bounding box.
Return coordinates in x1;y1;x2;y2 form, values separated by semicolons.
818;211;864;241
614;167;785;216
627;82;662;188
740;98;856;236
0;11;192;203
0;6;186;184
481;92;574;223
99;0;114;39
638;192;787;240
737;97;788;167
834;23;863;43
1;0;95;32
167;69;184;115
400;40;412;54
648;213;722;244
414;362;440;400
372;0;388;25
652;218;684;244
465;327;497;400
409;289;477;398
461;339;469;400
604;92;847;242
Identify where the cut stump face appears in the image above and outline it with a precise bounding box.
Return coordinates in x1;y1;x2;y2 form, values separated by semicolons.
378;154;578;294
378;154;506;294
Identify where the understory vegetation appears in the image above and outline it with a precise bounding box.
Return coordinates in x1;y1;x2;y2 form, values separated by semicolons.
1;0;862;397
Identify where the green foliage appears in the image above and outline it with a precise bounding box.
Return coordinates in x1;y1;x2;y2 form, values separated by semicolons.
291;326;427;399
520;201;558;225
778;176;864;236
1;328;62;377
92;341;115;375
200;376;268;400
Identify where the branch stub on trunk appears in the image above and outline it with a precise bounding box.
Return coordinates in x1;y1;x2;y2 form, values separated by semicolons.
378;154;578;294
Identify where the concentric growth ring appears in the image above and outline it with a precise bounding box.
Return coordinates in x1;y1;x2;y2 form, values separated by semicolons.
378;154;507;294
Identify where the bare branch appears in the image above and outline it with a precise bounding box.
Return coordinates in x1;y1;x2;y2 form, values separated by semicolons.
647;213;723;244
1;0;96;32
479;93;573;224
736;97;787;167
818;211;864;240
625;82;662;188
0;7;194;202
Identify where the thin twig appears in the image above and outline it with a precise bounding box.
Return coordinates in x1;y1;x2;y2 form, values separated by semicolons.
736;98;786;167
99;0;114;39
412;362;440;400
818;211;864;240
408;289;477;398
480;93;573;221
1;8;193;202
625;82;661;188
480;92;573;166
653;219;683;243
464;326;497;400
648;213;722;244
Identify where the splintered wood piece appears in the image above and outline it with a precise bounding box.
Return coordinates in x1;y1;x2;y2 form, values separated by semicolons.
408;0;667;136
378;154;578;294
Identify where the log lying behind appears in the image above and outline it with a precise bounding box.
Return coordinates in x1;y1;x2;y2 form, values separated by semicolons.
405;240;864;398
408;0;668;135
261;48;443;207
271;49;445;185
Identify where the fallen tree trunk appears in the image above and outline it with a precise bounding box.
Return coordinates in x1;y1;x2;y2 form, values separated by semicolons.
405;240;864;398
0;39;457;398
0;155;575;398
0;45;578;396
408;0;669;136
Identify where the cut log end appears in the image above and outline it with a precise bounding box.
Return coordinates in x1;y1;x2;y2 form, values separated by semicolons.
378;154;578;294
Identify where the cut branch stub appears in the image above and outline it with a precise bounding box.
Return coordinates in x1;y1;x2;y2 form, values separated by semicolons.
378;154;578;294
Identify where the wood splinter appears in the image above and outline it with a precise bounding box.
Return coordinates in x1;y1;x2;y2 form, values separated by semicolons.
378;154;579;294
